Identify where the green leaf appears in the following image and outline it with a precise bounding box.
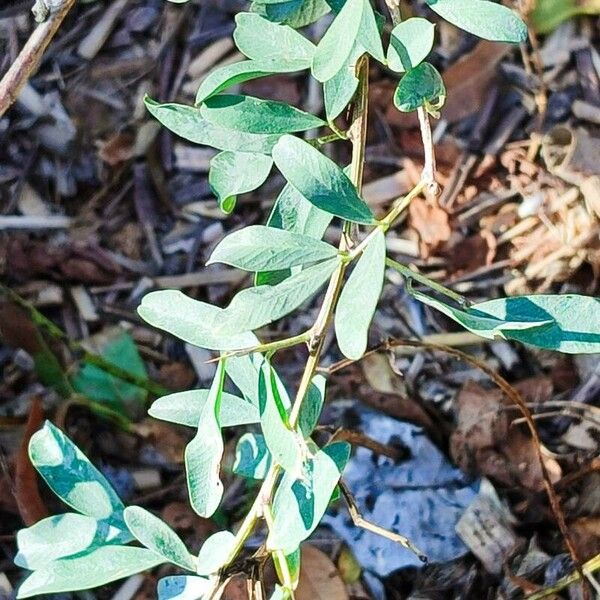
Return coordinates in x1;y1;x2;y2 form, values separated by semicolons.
425;0;527;43
197;530;237;576
253;0;331;27
217;259;338;335
257;183;333;286
17;546;164;599
393;62;446;113
158;576;210;600
185;362;225;517
273;548;301;590
272;135;375;225
196;60;306;105
149;389;259;428
473;294;600;353
225;352;263;404
71;330;147;414
298;375;326;438
209;151;273;213
234;13;316;67
267;442;350;554
335;229;385;359
138;290;257;351
387;18;435;73
15;513;129;570
208;225;338;272
411;288;552;341
29;421;124;521
233;432;272;479
311;0;363;82
356;0;385;64
145;97;279;154
201;95;324;135
124;507;197;571
259;361;304;475
323;42;362;121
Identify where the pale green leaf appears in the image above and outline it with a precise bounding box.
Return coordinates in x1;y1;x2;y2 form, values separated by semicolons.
138;290;256;351
323;42;362;121
273;548;301;590
216;259;338;335
387;18;435;73
158;576;210;600
356;0;385;63
335;229;385;359
233;432;272;479
208;225;338;272
225;352;263;404
196;60;306;105
209;151;273;213
257;183;333;286
272;135;375;224
124;506;197;571
425;0;527;43
234;13;316;67
197;530;237;576
15;513;129;570
17;546;164;599
145;97;279;154
29;421;124;522
185;362;225;517
393;62;446;113
267;442;350;554
298;375;326;438
201;95;324;134
149;389;259;428
259;361;303;475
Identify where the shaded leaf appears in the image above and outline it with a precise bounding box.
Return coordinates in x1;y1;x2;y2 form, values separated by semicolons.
234;432;272;479
234;13;316;67
393;62;446;113
138;290;256;351
202;94;324;134
149;389;259;428
267;442;350;554
425;0;527;43
145;97;279;154
296;545;349;600
158;576;210;600
197;530;236;575
124;506;196;571
209;225;338;272
272;135;375;224
17;546;163;599
335;230;385;359
253;0;331;27
273;547;301;591
216;259;338;335
29;421;125;522
387;18;435;73
298;375;326;438
185;362;225;517
209;151;273;214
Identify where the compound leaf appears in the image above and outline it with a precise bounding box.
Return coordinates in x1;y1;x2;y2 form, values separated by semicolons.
272;135;375;225
124;507;196;572
209;151;273;213
149;389;259;428
185;362;226;518
388;18;435;72
425;0;527;43
145;97;279;154
267;442;350;554
208;225;338;272
17;546;164;599
335;229;385;359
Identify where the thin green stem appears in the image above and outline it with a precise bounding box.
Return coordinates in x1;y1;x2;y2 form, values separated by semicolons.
220;330;312;360
385;258;469;306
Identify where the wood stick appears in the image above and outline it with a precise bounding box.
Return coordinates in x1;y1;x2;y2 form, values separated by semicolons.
0;0;76;118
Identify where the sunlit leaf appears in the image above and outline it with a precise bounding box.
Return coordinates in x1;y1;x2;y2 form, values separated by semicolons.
323;42;362;121
209;151;273;213
387;18;435;73
158;576;210;600
234;432;272;480
272;135;375;224
197;530;236;575
298;375;326;438
335;230;385;359
253;0;331;27
124;506;196;571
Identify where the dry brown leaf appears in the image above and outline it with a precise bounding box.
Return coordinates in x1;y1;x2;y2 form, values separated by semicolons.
444;230;497;275
409;197;451;257
296;545;348;600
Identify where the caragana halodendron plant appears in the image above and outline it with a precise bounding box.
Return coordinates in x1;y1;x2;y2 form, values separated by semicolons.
15;1;600;598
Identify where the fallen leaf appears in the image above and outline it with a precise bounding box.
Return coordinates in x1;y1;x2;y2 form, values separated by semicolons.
444;230;497;275
296;545;348;600
409;197;451;257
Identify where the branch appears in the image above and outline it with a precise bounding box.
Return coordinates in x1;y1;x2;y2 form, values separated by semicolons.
0;0;77;118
